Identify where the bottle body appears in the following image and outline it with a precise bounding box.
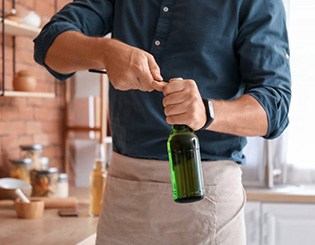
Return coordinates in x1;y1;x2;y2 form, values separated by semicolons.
167;125;205;203
89;160;106;216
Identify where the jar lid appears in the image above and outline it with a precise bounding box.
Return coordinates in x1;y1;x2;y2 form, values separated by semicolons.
20;144;43;152
32;167;58;175
9;158;32;166
58;173;68;182
47;167;58;174
39;157;50;170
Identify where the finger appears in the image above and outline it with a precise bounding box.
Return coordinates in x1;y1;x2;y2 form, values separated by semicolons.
163;79;186;96
137;72;155;91
164;103;187;117
163;90;188;107
166;113;188;126
147;54;163;81
134;57;158;91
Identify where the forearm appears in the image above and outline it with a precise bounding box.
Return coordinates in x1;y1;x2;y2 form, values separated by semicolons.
208;94;268;137
45;30;164;91
45;31;109;74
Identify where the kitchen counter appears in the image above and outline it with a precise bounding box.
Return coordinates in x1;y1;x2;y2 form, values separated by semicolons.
0;188;98;245
245;184;315;203
1;185;315;245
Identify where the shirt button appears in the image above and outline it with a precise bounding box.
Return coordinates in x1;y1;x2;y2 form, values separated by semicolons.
163;6;169;12
155;40;161;46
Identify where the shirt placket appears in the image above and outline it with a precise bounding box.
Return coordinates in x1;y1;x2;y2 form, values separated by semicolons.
150;0;175;59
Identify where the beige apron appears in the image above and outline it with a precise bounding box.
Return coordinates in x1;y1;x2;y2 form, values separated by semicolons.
96;152;246;245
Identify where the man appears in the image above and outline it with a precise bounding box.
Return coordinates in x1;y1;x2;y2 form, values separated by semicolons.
34;0;291;244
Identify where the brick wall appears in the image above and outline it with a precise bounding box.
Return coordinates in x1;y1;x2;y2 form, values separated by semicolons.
0;0;72;177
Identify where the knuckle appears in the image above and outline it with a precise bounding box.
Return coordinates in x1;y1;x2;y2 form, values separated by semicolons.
133;62;144;73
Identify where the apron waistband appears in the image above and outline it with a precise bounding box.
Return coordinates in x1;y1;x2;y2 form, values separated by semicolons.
108;151;242;186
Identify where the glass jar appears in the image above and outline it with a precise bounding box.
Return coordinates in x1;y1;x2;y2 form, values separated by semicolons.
20;144;43;170
55;173;69;198
9;158;32;183
39;157;50;170
30;167;58;197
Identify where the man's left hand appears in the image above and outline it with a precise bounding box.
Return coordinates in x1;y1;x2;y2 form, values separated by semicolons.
162;78;206;131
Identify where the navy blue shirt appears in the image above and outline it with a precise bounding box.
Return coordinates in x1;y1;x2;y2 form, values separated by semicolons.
34;0;291;163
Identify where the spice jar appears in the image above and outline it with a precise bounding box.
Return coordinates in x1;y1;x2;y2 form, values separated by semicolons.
55;173;69;198
39;157;50;170
9;158;32;183
20;144;43;170
30;167;58;197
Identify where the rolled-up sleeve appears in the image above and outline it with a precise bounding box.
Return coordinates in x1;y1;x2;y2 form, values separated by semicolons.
33;0;114;80
236;0;291;139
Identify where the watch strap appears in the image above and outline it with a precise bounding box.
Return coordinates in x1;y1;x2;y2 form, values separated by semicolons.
200;99;215;130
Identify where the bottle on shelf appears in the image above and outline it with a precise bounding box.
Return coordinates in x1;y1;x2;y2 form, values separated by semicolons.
89;143;107;216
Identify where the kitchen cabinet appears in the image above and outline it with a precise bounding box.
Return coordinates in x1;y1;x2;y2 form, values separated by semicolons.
0;0;56;98
245;202;261;245
261;203;315;245
245;201;315;245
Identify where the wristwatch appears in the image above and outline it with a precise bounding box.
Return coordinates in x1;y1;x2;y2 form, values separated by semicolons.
200;99;215;130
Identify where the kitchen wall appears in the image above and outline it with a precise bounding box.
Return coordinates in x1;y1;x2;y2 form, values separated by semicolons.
0;0;72;177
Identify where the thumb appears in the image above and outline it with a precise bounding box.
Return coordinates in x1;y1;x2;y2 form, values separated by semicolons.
151;80;168;92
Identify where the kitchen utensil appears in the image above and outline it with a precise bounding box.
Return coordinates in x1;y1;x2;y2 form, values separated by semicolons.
15;199;44;219
15;188;30;203
13;70;37;92
0;178;32;200
31;196;78;209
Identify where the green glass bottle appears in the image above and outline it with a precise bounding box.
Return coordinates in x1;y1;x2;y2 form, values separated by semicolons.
167;125;205;203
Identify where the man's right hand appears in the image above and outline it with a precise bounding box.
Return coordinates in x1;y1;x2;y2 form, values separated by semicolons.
103;39;166;92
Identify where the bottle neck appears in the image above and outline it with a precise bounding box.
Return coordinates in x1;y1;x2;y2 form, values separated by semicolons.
94;159;105;171
172;125;193;132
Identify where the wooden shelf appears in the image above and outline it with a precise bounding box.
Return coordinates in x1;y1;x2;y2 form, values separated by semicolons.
0;90;55;98
0;17;55;99
0;18;40;38
66;126;101;132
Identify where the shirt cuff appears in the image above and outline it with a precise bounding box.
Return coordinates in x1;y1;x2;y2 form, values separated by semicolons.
248;90;289;139
33;22;81;80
